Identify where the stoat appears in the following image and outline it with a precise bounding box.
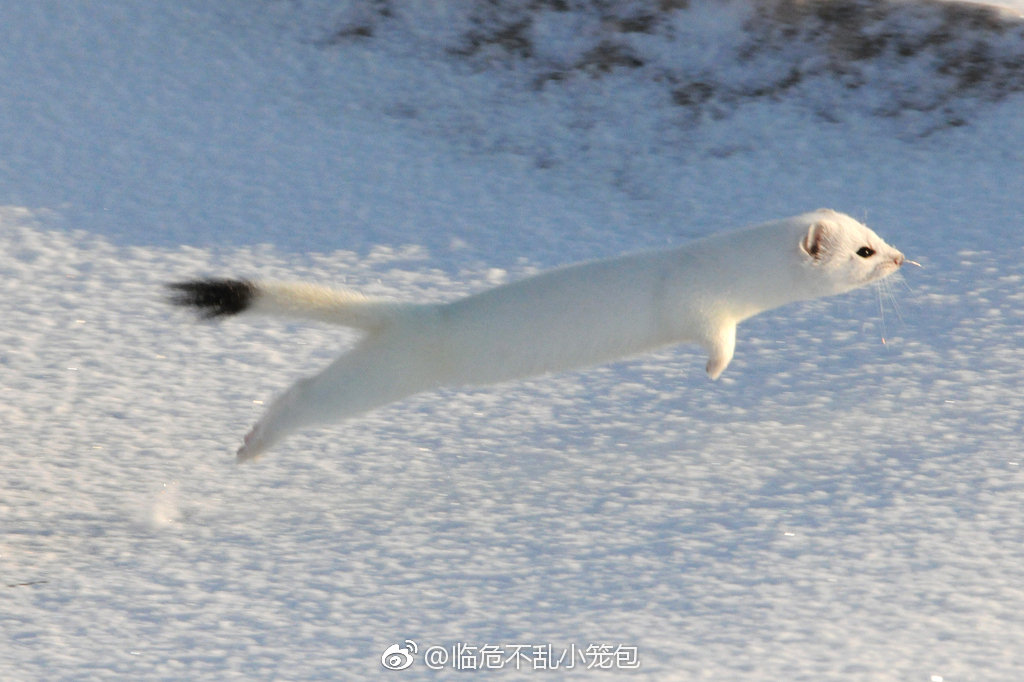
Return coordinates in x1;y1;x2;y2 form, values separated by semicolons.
169;209;910;461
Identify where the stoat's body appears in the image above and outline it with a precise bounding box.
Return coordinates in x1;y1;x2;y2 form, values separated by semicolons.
170;209;908;461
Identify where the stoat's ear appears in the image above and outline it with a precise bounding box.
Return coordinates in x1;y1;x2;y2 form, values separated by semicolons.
800;221;828;260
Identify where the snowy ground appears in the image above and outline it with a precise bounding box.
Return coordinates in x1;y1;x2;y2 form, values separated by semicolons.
2;1;1024;680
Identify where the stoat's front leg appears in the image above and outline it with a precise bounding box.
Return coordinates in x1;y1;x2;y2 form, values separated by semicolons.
703;321;736;381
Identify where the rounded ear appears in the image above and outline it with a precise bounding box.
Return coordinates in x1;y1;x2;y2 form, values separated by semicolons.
800;221;827;260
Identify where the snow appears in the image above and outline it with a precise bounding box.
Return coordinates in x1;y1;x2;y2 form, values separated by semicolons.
2;0;1024;679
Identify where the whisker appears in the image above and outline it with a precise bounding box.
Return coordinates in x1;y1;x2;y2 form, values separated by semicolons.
872;272;908;345
874;281;890;343
894;272;915;296
885;279;905;323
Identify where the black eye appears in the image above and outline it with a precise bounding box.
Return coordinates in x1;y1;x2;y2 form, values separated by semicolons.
856;246;875;258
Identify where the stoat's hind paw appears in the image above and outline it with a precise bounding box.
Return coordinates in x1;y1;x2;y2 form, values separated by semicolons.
168;279;256;319
236;422;270;463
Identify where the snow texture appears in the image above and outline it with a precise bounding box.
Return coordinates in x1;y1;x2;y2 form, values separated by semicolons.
2;0;1024;680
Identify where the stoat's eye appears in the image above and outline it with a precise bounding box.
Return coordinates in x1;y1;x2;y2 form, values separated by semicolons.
856;246;876;258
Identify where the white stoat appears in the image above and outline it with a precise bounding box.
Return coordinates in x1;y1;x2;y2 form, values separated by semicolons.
170;209;909;461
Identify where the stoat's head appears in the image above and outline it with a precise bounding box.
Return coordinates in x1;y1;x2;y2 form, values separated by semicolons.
798;210;906;296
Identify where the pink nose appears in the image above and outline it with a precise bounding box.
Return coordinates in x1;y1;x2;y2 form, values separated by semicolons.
894;253;904;266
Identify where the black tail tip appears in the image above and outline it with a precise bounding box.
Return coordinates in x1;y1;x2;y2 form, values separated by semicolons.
167;278;257;319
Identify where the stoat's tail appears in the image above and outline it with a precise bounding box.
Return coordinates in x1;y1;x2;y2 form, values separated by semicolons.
168;278;412;331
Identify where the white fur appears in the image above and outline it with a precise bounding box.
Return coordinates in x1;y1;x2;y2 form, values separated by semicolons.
249;281;416;330
232;209;906;460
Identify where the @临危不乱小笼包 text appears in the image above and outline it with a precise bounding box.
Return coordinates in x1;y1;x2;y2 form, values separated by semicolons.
380;640;640;672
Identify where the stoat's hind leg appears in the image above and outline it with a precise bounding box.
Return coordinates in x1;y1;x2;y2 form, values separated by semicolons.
236;334;439;462
237;378;313;461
